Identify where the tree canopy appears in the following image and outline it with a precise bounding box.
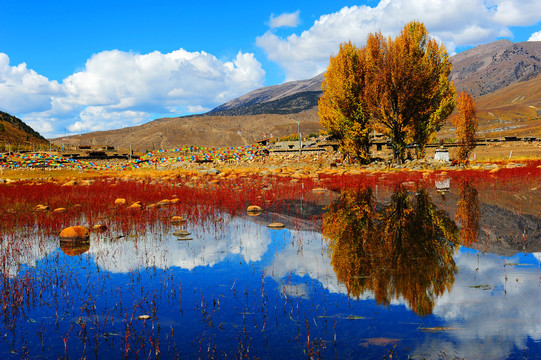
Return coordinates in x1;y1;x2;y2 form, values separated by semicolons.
318;42;371;163
319;21;456;163
453;90;478;162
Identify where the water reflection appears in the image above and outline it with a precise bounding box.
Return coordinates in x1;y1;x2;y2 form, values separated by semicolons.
59;239;90;256
323;185;459;316
88;217;272;272
2;172;541;359
456;179;481;247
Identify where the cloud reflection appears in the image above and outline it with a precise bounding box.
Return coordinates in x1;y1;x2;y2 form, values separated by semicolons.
87;217;271;272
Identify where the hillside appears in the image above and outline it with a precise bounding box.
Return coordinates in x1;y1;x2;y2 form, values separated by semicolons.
450;40;541;97
52;110;322;152
208;73;325;115
52;40;541;150
438;73;541;139
0;111;49;148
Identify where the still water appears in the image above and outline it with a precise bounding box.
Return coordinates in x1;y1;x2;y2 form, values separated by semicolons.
1;170;541;359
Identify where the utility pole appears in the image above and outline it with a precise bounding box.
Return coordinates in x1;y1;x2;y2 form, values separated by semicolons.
298;121;301;160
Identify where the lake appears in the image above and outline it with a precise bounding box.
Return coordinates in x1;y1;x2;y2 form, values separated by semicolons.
1;164;540;359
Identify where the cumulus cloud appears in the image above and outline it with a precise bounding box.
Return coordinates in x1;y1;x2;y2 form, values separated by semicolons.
268;11;300;28
529;30;541;41
0;53;63;114
257;0;541;81
0;49;264;138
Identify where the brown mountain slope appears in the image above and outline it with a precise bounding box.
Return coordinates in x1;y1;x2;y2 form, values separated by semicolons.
451;40;541;97
53;40;541;150
52;110;322;152
439;73;541;139
0;111;49;148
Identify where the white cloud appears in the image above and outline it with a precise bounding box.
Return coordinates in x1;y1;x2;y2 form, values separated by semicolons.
257;0;541;81
529;30;541;41
67;107;148;133
0;53;63;114
0;49;264;138
268;11;300;28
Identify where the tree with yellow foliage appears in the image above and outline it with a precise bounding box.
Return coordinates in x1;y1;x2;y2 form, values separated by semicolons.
319;21;456;163
364;22;456;162
318;42;371;163
453;91;478;162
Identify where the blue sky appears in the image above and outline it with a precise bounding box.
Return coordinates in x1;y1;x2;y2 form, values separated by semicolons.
1;0;540;138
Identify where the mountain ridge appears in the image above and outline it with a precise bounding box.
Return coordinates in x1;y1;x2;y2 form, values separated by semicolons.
50;39;541;150
0;111;49;149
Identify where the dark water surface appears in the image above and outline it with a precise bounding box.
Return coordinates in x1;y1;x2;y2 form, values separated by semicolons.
1;173;541;359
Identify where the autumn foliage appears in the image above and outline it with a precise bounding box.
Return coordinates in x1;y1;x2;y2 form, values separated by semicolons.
453;91;478;162
318;42;371;163
319;21;456;163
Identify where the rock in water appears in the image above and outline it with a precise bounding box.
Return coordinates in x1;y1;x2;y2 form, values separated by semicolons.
59;226;90;240
247;205;263;215
173;230;191;237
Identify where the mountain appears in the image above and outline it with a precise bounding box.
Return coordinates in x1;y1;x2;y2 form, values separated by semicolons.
438;72;541;139
208;73;325;116
0;111;49;148
451;39;541;97
52;40;541;150
52;111;322;152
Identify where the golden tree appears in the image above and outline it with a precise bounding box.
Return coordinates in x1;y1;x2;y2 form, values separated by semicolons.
453;91;478;162
318;42;371;163
364;22;456;162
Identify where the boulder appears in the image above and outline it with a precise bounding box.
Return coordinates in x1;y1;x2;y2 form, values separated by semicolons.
173;230;191;237
59;226;90;240
114;198;126;206
127;202;142;210
247;205;263;213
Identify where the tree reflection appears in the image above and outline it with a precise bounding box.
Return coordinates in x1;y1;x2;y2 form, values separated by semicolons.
323;185;459;316
323;188;377;298
455;180;481;247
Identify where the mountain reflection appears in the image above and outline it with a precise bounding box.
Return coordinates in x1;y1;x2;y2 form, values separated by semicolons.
323;185;460;316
